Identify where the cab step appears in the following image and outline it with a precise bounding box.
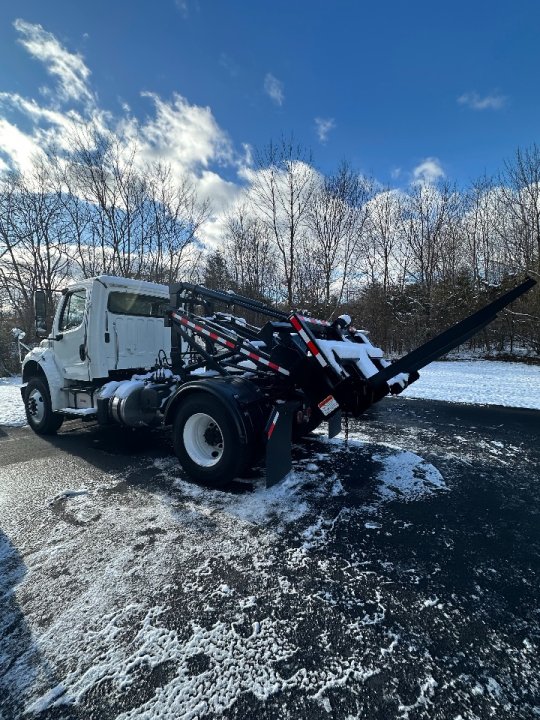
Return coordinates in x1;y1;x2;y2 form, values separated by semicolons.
58;407;97;416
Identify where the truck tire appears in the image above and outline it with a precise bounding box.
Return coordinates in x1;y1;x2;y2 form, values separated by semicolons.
25;378;64;435
172;393;246;487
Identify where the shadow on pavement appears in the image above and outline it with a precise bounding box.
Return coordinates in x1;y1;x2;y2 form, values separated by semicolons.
0;529;59;718
45;421;257;496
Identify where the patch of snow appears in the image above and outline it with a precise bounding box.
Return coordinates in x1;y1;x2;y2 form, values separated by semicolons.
485;676;503;698
317;338;382;380
26;602;374;719
59;408;96;416
95;381;122;399
380;631;400;657
401;360;540;409
372;450;447;502
316;434;447;505
301;510;349;551
172;467;318;528
0;376;26;427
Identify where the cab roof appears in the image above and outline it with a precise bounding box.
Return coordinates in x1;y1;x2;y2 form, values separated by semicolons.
69;275;169;297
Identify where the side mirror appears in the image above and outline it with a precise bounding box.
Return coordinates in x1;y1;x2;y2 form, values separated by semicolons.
34;290;48;338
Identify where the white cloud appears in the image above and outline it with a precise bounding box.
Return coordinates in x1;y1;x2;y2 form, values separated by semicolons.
0;88;111;164
0;92;82;132
0;22;343;252
0;23;247;249
457;91;506;111
264;73;284;106
412;157;445;185
0;118;44;174
0;87;237;202
14;19;93;106
390;167;401;180
199;177;243;244
240;160;322;226
135;92;234;173
314;117;335;143
240;142;253;168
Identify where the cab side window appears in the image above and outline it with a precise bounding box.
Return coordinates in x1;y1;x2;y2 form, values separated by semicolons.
59;289;87;332
107;292;168;318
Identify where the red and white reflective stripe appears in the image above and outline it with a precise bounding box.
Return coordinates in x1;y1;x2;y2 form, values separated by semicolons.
298;315;331;327
238;347;290;376
172;313;236;349
290;315;328;368
267;410;280;439
172;312;290;376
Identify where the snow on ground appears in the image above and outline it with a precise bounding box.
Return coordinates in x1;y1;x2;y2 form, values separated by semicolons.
1;397;539;718
401;360;540;409
371;449;447;502
0;376;25;426
3;447;449;718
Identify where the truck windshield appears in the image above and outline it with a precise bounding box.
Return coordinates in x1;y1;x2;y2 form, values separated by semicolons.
107;292;168;318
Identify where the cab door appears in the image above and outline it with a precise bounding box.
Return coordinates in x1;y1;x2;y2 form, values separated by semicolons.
53;288;90;382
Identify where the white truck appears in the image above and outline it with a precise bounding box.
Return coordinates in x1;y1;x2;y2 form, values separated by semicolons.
21;274;535;487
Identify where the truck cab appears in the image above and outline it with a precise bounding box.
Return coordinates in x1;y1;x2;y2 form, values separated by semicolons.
22;276;171;423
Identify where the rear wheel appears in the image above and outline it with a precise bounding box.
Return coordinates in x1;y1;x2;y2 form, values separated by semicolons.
25;378;64;435
172;394;246;487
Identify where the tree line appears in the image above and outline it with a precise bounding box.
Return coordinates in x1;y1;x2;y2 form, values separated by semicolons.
208;140;539;358
1;131;539;374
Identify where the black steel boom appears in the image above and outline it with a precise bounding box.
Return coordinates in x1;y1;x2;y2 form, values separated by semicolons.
170;282;289;321
165;276;536;487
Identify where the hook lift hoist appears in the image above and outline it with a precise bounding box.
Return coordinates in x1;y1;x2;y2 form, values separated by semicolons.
21;275;536;488
162;276;536;486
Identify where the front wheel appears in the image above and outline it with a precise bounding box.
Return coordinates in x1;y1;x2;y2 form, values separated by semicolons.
25;378;64;435
172;394;246;487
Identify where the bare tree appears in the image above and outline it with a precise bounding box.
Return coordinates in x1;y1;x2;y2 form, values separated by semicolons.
364;188;406;292
0;161;70;334
63;128;149;277
498;144;540;274
399;181;458;290
307;162;373;306
248;138;316;304
224;203;278;300
59;124;209;282
143;163;210;285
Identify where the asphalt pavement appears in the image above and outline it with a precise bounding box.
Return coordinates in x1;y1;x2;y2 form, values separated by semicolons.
0;398;539;719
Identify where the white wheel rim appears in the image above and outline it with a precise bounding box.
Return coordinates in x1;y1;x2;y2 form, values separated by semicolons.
28;387;45;423
183;413;224;467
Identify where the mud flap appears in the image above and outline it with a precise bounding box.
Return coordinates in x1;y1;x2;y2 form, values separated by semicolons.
328;410;342;438
265;401;300;488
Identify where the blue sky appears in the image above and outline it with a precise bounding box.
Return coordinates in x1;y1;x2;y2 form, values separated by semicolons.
0;0;538;193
